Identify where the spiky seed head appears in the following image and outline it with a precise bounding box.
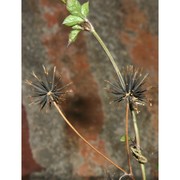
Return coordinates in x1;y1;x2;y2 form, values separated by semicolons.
26;66;72;110
106;65;149;112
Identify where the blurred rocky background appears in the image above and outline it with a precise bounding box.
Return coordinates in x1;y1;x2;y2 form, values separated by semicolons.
22;0;158;179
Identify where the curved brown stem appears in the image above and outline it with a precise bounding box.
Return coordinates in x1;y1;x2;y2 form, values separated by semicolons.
52;99;128;174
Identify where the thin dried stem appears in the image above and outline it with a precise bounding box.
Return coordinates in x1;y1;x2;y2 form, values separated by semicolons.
125;102;134;179
51;97;128;174
131;110;146;180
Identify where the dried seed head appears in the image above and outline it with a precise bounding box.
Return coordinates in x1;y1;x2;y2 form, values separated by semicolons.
106;65;149;112
26;66;72;110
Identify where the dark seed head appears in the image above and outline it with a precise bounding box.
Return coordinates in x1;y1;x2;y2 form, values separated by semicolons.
106;65;148;112
26;66;72;110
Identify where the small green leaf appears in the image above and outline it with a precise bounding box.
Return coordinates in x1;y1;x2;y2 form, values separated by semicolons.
68;29;81;45
120;135;131;142
72;25;83;30
81;2;89;18
63;15;84;26
67;0;82;17
120;135;126;142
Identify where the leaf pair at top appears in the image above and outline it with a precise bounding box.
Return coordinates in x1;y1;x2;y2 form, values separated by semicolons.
62;0;89;45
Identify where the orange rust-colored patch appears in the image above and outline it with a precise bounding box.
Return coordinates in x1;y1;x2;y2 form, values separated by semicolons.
43;13;58;28
77;138;109;176
120;0;147;32
77;162;94;177
131;31;158;73
90;140;108;166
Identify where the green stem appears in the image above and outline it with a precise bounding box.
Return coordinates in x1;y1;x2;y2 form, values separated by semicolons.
131;111;140;146
88;22;125;88
140;163;146;180
131;110;146;180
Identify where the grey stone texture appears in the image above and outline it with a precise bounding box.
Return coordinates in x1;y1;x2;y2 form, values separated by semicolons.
22;0;158;179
